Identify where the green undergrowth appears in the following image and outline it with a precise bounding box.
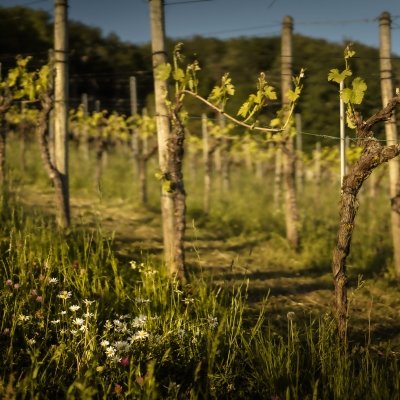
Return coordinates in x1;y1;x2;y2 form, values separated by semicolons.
1;138;400;398
0;205;399;399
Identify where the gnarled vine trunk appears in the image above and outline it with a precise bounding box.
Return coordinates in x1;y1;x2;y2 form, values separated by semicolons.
37;93;70;228
168;106;186;281
332;99;400;341
0;116;6;187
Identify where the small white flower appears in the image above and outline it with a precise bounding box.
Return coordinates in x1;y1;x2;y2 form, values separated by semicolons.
177;329;185;339
70;330;78;335
105;346;116;358
114;340;130;352
57;291;72;300
27;338;36;345
182;297;194;304
207;315;218;329
60;311;67;315
131;330;149;341
83;299;95;307
113;320;128;333
132;315;147;328
49;277;58;285
135;297;150;304
69;305;80;312
72;318;85;326
51;319;60;324
79;325;87;332
104;320;113;331
100;340;110;347
18;314;30;322
129;260;137;270
83;312;94;318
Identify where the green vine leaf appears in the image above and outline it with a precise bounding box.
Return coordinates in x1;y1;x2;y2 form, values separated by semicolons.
328;68;352;84
155;63;171;81
264;85;277;100
341;77;367;104
172;67;185;83
237;72;276;122
286;86;301;102
208;73;235;108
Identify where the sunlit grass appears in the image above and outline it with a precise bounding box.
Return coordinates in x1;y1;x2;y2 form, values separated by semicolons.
1;137;400;398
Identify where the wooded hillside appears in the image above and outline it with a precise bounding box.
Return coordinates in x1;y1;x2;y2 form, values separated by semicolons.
2;5;399;147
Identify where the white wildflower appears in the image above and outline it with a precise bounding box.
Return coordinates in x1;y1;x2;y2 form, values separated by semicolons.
113;320;128;333
131;330;149;342
207;315;218;329
100;340;110;347
104;320;113;331
60;311;67;315
105;346;116;358
129;260;137;270
83;312;94;318
135;297;150;304
18;314;30;322
72;317;85;326
132;315;147;328
27;338;36;345
57;291;72;300
49;277;58;285
114;340;130;352
83;299;95;307
51;319;60;325
69;305;80;312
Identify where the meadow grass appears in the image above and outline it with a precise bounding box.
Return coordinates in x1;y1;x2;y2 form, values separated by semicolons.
1;138;400;398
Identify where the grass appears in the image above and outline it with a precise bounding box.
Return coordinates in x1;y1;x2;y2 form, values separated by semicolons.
1;137;400;398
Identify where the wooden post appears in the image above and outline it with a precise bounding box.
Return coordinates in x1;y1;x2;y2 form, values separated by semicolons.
314;142;321;186
379;11;400;278
130;76;138;115
80;92;89;160
219;113;230;193
54;0;70;228
202;113;211;213
339;81;346;186
295;113;303;192
274;146;282;210
130;76;141;177
281;15;300;249
150;0;179;276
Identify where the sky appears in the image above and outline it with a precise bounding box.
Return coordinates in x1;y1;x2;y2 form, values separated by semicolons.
3;0;400;54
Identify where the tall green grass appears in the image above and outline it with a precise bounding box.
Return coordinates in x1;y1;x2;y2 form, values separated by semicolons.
1;136;399;398
1;205;399;399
